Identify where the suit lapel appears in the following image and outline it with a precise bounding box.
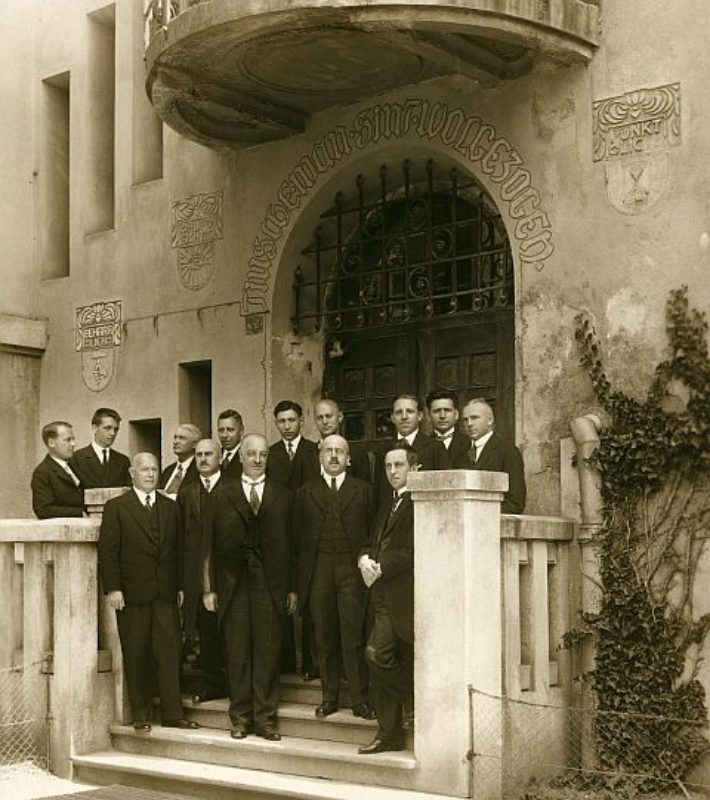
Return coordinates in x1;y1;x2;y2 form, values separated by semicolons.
258;479;274;517
226;481;252;525
126;491;155;542
476;433;499;470
338;474;357;511
49;457;78;489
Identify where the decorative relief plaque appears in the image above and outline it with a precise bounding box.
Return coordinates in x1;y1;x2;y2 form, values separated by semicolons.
593;83;680;214
75;300;122;392
171;191;223;290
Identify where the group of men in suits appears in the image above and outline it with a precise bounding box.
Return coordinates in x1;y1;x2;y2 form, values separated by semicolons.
31;392;525;752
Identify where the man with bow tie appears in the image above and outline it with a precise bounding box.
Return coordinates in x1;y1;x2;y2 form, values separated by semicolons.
31;421;86;519
202;434;296;741
99;452;198;732
293;435;375;720
452;398;526;514
217;408;243;482
357;442;417;754
425;389;470;468
68;407;131;489
176;438;226;704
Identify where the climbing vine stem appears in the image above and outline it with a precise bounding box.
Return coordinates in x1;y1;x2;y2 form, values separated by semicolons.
570;286;710;794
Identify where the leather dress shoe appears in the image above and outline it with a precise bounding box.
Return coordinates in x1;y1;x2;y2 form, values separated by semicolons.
230;726;248;740
352;703;376;720
132;721;151;732
315;701;338;718
163;718;200;730
358;737;403;755
254;723;281;741
192;691;225;705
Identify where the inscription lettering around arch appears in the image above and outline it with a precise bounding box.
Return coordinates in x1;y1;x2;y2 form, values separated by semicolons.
242;99;554;317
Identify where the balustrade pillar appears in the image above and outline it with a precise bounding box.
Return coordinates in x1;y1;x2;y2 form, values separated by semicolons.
409;469;507;799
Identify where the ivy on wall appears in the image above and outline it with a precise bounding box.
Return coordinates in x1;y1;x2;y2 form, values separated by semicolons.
569;287;710;794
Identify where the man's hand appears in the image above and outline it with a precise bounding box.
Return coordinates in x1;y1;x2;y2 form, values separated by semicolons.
358;554;381;588
286;592;298;615
107;590;125;611
203;592;218;612
177;590;184;608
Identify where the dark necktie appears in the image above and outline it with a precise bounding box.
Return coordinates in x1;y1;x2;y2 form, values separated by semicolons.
391;491;400;515
287;442;295;461
330;477;338;494
145;494;152;513
102;448;109;465
249;483;260;514
203;476;211;492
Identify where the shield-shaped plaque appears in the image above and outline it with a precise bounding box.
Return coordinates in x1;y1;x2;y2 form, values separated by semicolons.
81;349;116;392
606;152;669;215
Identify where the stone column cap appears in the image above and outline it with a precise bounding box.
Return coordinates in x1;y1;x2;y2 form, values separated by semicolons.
408;468;508;494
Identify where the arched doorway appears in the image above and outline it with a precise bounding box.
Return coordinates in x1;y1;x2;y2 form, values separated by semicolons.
290;158;515;445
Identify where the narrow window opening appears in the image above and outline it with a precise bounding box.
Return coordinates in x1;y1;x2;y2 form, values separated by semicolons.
179;361;213;439
86;5;116;234
40;72;70;279
129;417;162;467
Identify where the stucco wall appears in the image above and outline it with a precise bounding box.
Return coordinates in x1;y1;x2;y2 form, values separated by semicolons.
13;0;708;520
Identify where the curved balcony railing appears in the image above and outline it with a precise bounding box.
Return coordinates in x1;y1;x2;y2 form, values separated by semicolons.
143;1;601;148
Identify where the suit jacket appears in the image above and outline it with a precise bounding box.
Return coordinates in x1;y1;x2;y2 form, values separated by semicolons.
205;478;293;629
98;489;181;605
293;474;374;604
452;431;526;514
432;430;471;469
69;444;131;489
363;493;414;643
31;455;86;519
266;438;320;491
220;449;243;482
177;478;218;634
373;431;447;510
159;459;199;493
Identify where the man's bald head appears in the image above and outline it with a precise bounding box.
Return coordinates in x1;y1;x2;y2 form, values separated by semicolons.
195;438;221;477
320;434;349;477
130;452;159;493
240;433;269;480
314;398;343;439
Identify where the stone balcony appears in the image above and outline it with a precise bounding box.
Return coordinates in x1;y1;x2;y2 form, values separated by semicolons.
143;0;601;150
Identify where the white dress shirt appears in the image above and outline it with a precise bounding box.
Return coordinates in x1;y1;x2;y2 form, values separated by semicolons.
91;441;112;463
241;474;266;503
133;487;156;506
472;430;494;460
321;470;346;491
51;456;81;487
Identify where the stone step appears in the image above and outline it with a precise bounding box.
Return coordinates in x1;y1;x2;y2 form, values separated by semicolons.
108;724;417;790
73;750;452;800
184;698;379;746
278;673;353;707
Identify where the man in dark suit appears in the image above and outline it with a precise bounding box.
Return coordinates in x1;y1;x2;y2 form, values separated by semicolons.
177;438;226;704
98;452;198;732
31;421;86;519
159;423;201;499
217;409;243;482
452;398;526;514
203;434;296;741
294;435;375;719
358;442;417;754
267;400;320;677
68;407;131;488
266;400;320;490
425;389;470;468
314;398;371;482
373;394;446;511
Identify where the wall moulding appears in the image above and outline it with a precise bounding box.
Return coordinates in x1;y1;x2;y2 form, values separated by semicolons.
242;98;555;315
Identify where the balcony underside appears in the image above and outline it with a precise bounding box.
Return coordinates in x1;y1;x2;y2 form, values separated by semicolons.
145;1;600;150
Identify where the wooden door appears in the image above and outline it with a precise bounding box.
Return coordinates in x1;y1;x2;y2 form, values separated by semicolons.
323;310;514;445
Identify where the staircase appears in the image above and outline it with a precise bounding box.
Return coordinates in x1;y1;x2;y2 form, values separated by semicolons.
72;675;433;800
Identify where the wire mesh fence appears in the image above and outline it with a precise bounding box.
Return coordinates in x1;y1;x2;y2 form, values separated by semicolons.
0;662;48;770
471;688;710;800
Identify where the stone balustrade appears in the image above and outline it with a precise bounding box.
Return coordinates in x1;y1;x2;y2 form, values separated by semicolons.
0;474;580;795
